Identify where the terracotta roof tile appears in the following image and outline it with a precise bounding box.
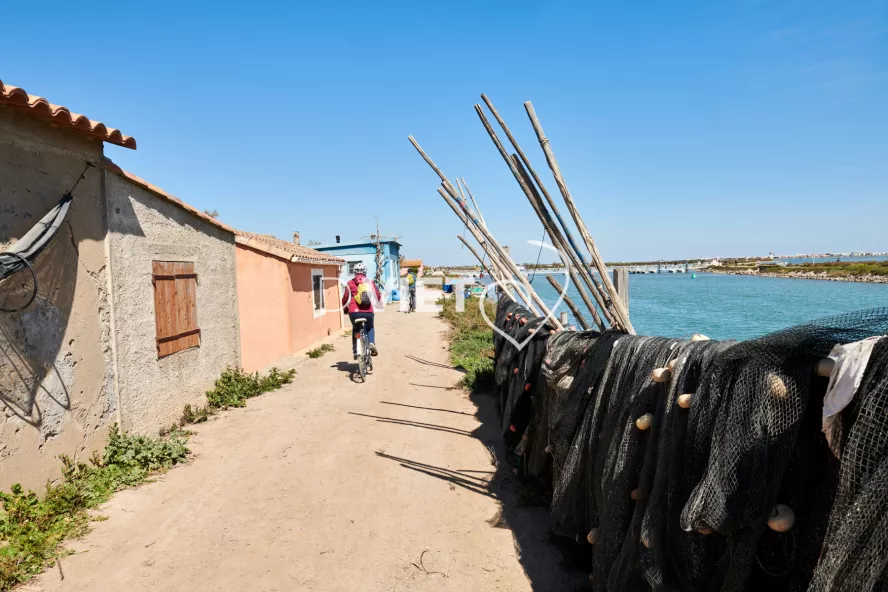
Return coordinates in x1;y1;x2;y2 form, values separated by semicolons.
0;80;136;149
235;231;345;265
103;158;235;234
401;259;423;268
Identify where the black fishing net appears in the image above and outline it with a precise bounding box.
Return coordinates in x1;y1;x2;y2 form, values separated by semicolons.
489;298;888;592
809;336;888;591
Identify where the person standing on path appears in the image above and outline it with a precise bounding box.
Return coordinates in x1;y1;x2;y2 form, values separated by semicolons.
342;262;382;359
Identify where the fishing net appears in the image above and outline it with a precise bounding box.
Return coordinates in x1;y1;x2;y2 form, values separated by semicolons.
547;330;623;539
591;336;682;592
490;297;888;592
808;336;888;591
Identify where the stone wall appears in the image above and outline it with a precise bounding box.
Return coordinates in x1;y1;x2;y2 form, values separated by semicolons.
0;107;116;491
104;172;241;435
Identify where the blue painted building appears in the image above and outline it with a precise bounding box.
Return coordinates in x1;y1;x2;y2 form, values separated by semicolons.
314;239;402;302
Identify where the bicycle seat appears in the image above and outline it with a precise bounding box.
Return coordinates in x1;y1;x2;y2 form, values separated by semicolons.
354;318;368;324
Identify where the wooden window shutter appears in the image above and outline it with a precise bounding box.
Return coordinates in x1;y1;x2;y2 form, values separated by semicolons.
152;261;200;357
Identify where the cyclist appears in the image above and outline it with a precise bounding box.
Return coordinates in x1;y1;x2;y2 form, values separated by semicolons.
406;267;417;312
342;263;381;359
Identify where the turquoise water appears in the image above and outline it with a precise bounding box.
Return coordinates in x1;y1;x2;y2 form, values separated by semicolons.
526;272;888;341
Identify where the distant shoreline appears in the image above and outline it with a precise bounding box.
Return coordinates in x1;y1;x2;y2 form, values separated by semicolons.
705;268;888;284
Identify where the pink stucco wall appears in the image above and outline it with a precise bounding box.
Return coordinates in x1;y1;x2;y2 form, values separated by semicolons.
236;245;342;372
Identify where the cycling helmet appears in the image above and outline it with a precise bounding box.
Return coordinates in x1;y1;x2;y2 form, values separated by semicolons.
354;263;367;275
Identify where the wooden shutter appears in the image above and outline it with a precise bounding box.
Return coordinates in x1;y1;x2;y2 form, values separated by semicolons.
152;261;200;357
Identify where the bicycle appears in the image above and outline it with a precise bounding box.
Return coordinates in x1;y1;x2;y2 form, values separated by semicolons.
354;318;373;381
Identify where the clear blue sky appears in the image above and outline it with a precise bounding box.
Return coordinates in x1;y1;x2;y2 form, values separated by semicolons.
3;0;886;264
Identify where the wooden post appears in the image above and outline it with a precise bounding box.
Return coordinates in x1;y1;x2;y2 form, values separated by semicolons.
472;103;608;330
438;188;538;314
524;101;635;334
480;94;614;324
409;135;562;327
545;275;590;331
512;155;609;330
457;235;515;303
613;267;629;315
459;178;487;228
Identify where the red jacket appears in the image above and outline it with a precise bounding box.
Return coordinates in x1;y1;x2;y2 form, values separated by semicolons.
341;274;382;314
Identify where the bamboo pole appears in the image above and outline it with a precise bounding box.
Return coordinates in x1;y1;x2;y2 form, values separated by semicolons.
545;275;590;331
512;155;607;331
438;187;537;313
408;135;561;327
523;101;635;334
458;178;487;228
471;102;609;329
479;94;615;324
457;235;515;303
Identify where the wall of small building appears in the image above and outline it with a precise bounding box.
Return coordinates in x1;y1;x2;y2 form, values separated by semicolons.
104;171;241;435
235;244;342;371
235;244;292;372
285;262;342;353
0;108;116;490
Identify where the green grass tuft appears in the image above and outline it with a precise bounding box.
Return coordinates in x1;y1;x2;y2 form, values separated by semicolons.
438;296;496;391
0;425;189;590
306;343;335;359
203;367;296;410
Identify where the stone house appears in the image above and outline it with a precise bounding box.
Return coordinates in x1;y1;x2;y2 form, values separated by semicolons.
0;80;240;489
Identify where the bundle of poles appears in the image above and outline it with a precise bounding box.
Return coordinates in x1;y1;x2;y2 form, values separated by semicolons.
408;94;635;334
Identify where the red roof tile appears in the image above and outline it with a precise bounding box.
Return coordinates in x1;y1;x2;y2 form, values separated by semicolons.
1;80;136;149
235;231;345;265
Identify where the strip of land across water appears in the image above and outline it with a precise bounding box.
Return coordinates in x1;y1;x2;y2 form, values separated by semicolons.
706;261;888;283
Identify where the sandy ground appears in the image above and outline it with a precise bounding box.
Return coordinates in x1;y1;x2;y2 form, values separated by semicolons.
29;306;579;592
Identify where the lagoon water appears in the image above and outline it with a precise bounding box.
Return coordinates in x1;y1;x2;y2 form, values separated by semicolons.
526;272;888;341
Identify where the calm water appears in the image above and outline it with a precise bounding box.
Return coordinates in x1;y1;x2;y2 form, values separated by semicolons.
524;272;888;341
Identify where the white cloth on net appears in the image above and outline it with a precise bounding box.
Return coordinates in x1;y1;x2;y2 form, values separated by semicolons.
822;335;885;451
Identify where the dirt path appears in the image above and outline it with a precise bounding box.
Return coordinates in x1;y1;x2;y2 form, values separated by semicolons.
31;307;577;592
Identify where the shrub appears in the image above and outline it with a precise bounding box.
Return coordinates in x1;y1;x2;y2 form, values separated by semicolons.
204;367;296;410
0;425;189;590
306;343;335;359
438;296;496;390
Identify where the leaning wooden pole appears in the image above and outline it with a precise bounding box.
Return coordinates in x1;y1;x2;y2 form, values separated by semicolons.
512;155;607;331
408;135;561;328
458;178;487;228
546;275;590;331
472;103;609;329
457;235;515;303
523;102;635;334
438;187;537;313
480;94;615;325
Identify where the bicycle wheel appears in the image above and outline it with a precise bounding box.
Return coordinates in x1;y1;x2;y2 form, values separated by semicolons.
358;333;368;380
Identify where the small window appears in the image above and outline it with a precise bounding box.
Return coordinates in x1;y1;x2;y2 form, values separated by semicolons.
152;261;200;358
312;269;325;317
347;261;362;275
